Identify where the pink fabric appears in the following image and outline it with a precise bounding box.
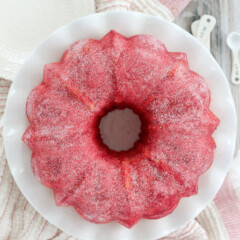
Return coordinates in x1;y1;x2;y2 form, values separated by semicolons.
158;0;191;16
214;174;240;239
96;0;191;19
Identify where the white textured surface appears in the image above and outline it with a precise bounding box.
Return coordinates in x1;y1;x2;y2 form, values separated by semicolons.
0;0;95;80
3;11;237;240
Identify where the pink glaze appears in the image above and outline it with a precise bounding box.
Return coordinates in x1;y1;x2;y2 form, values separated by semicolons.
22;30;219;228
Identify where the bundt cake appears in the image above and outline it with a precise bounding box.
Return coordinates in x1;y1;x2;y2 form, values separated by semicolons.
23;30;220;228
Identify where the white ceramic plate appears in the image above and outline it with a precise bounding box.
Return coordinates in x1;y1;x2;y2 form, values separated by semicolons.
3;11;237;240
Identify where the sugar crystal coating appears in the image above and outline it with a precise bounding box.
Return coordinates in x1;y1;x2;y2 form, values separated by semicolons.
22;30;220;228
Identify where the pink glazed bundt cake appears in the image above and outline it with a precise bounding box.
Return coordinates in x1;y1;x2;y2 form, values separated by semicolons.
23;30;220;228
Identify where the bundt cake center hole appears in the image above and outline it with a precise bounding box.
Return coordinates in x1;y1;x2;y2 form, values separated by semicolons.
99;108;142;152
